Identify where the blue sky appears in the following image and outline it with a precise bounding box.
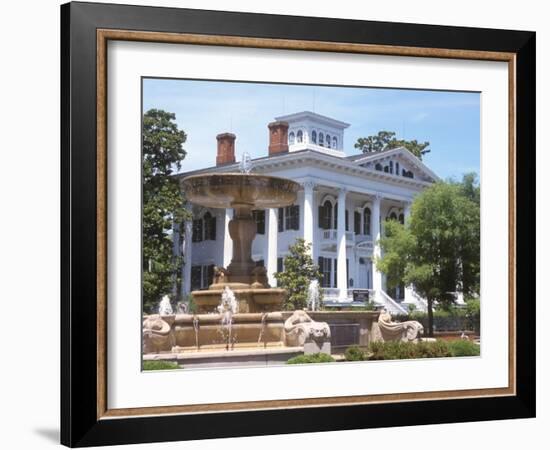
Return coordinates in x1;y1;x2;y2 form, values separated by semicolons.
143;78;480;181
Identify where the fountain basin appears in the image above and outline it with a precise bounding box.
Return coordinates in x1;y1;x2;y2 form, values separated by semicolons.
181;173;300;210
192;288;287;313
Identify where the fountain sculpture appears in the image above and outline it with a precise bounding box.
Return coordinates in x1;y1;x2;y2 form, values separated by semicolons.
142;164;333;367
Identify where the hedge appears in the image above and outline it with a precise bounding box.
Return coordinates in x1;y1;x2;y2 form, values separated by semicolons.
286;353;336;364
343;339;480;361
142;360;180;371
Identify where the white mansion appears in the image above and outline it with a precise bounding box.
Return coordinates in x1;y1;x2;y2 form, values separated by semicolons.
176;111;439;314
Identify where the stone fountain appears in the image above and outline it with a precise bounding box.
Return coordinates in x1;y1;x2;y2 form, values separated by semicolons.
182;172;299;313
142;168;334;368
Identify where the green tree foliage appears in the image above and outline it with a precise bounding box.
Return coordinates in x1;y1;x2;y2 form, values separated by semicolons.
376;176;480;335
142;109;189;313
274;239;321;310
354;130;431;159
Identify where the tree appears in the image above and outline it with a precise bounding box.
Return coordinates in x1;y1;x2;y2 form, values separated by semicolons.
274;239;322;310
376;179;480;336
354;130;431;159
142;109;189;313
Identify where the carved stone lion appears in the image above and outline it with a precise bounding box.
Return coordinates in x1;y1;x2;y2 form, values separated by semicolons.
142;315;176;354
377;309;424;342
284;310;331;349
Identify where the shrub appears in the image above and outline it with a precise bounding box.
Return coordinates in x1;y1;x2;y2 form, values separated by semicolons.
344;345;368;361
286;353;335;364
142;360;180;371
447;339;480;357
368;340;452;360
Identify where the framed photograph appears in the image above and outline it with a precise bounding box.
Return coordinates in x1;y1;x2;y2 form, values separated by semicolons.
61;1;535;447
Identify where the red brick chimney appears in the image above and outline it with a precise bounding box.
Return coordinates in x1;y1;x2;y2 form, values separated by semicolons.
268;121;289;155
216;132;236;166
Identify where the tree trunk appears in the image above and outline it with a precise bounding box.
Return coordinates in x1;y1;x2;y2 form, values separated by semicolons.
427;298;434;337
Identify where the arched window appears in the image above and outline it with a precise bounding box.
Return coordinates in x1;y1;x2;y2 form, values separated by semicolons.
319;133;324;147
375;163;383;171
388;212;398;221
326;134;331;148
332;136;337;149
399;213;404;225
318;200;333;229
363;208;371;235
296;130;303;143
311;130;317;144
288;132;295;145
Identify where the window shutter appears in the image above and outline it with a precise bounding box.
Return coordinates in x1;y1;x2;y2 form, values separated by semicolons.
318;205;324;229
345;210;349;231
333;258;337;288
278;208;284;232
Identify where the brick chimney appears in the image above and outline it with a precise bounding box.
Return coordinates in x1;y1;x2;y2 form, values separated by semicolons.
216;132;236;166
268;121;289;155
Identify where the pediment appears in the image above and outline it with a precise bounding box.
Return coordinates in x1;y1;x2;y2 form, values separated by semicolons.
352;147;438;183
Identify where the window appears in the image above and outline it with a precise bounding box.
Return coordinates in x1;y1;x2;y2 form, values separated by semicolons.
191;266;202;290
277;257;284;273
389;161;394;174
375;163;383;171
345;209;349;231
296;130;303;143
363;208;371;235
388;212;398;221
319;133;324;146
396;162;400;175
255;259;265;267
203;212;216;241
318;200;332;230
288;132;295;145
285;205;300;230
192;212;216;242
191;264;214;291
354;211;361;234
318;257;332;288
279;205;299;232
326;134;331;148
311;130;317;144
253;210;265;235
384;165;389;173
403;169;414;178
334;202;338;229
332;136;337;149
399;213;405;225
192;219;203;242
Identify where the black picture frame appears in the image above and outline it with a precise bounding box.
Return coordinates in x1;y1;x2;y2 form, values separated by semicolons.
61;1;535;447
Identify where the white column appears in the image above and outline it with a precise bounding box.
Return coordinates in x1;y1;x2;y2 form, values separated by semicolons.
302;181;315;255
371;195;383;300
223;208;233;268
403;201;415;305
337;188;348;301
266;208;278;287
182;219;193;295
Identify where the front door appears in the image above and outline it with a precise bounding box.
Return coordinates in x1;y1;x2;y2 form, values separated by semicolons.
358;257;372;289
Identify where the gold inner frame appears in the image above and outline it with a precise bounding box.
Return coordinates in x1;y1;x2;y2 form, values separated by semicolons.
96;29;517;420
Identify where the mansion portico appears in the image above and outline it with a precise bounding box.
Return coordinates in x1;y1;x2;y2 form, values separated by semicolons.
176;111;439;314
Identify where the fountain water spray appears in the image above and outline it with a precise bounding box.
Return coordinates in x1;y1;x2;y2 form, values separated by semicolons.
158;295;173;316
257;313;268;347
308;279;320;311
239;152;252;174
192;315;200;350
217;286;239;350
